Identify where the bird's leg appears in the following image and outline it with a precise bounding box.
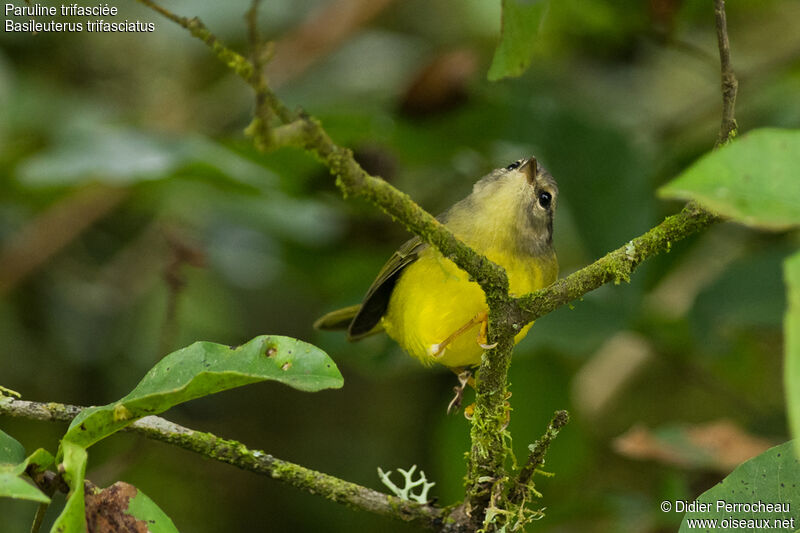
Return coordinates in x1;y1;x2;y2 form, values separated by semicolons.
475;311;498;350
430;311;497;357
447;368;474;414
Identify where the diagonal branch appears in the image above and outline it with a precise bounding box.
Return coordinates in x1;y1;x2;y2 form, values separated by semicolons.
132;0;733;527
508;410;569;505
513;202;719;324
136;2;508;302
126;2;738;531
513;0;739;326
0;397;447;529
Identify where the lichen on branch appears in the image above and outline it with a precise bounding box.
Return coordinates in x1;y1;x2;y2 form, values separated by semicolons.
0;397;447;529
63;1;738;531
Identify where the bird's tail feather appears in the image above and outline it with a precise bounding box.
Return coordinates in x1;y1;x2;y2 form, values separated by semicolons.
313;304;362;331
314;304;385;340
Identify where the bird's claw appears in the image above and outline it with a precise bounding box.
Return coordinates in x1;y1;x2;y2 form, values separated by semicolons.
447;370;472;415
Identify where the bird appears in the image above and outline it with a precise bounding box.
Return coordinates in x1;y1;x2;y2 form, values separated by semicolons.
315;157;558;404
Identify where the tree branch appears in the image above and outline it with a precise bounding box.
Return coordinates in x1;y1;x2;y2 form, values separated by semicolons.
0;397;448;530
508;410;569;506
513;202;719;324
136;1;508;304
125;2;737;531
713;0;738;146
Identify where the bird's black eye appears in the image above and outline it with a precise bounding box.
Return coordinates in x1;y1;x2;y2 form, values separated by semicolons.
506;160;521;170
538;191;552;209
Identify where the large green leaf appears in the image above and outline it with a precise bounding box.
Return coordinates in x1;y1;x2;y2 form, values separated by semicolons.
487;0;548;81
63;335;342;448
679;441;800;532
0;431;52;503
786;252;800;460
659;128;800;230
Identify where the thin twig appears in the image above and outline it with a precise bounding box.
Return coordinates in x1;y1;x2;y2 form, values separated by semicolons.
713;0;738;146
29;502;49;533
244;0;277;146
0;397;447;530
133;2;729;529
135;0;294;124
26;469;63;533
245;0;263;65
508;411;569;505
74;2;738;531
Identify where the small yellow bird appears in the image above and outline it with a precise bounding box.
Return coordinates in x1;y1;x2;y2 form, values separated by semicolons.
315;157;558;374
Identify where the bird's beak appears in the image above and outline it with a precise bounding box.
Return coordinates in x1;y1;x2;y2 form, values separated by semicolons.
520;156;538;184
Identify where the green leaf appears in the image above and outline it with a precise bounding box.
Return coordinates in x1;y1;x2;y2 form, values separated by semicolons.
487;0;548;81
17;448;55;476
126;486;181;533
0;429;25;465
63;335;342;448
659;128;800;230
16;122;277;190
679;441;800;532
51;441;88;533
786;252;800;460
0;474;50;503
0;432;52;503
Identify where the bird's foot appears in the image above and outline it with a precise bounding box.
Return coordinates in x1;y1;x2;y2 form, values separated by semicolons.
431;311;497;358
476;311;497;350
447;369;473;414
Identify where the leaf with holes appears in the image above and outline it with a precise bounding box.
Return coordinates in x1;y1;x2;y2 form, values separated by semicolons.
63;335;342;449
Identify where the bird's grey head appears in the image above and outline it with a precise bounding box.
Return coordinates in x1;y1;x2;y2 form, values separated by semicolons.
471;156;558;257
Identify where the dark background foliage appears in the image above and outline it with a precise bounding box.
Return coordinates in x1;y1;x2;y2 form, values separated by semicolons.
1;0;799;530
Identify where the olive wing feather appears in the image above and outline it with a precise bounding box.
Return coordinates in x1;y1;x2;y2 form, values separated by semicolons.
347;236;427;340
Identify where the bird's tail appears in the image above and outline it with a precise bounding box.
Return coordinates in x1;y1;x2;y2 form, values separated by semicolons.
313;304;362;331
314;304;385;340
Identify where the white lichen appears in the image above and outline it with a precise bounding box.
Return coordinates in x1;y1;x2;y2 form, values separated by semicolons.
624;240;636;261
377;464;435;503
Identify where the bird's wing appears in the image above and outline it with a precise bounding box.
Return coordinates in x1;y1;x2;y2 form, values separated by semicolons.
348;236;428;340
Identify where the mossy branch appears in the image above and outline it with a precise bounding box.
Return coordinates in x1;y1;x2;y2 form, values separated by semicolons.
508;410;569;506
116;1;734;531
134;0;508;301
513;202;720;325
0;397;448;530
274;115;511;298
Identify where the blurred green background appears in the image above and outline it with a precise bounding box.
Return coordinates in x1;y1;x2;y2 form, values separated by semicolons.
1;0;799;531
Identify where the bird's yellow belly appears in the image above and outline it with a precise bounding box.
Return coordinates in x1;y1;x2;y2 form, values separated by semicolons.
382;248;544;368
